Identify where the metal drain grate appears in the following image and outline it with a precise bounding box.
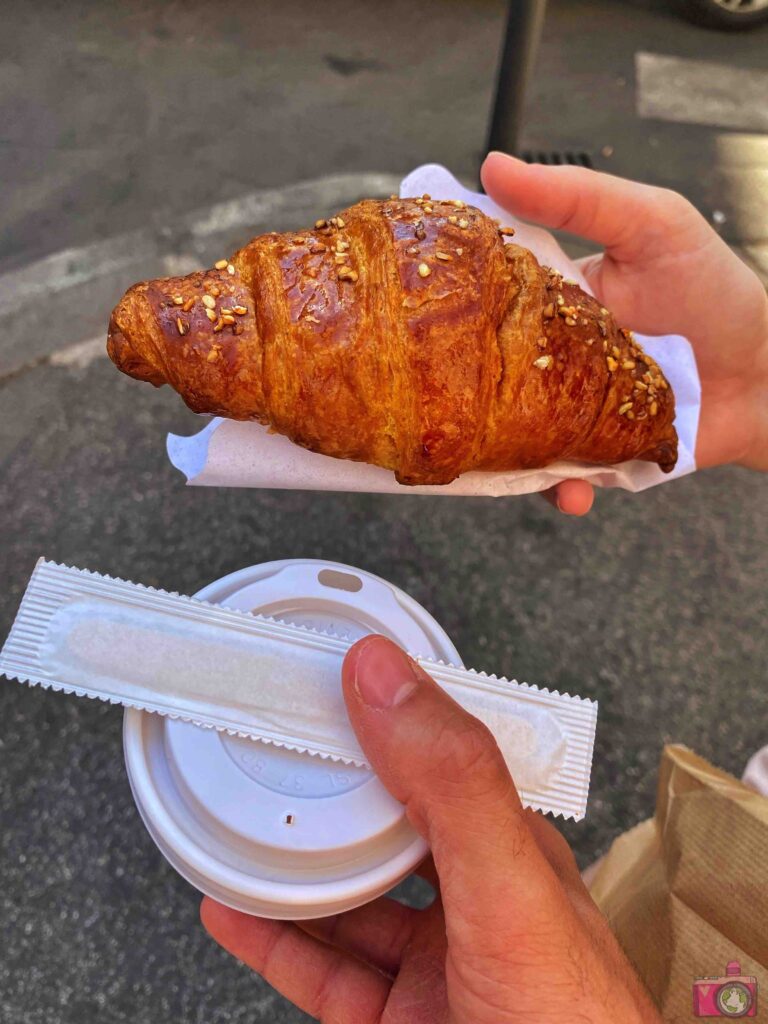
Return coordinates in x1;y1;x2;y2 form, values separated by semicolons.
519;150;594;169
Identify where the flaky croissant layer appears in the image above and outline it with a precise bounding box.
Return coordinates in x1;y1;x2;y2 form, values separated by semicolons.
108;197;677;484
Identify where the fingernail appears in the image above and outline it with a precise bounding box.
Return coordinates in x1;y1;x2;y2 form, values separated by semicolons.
353;636;420;709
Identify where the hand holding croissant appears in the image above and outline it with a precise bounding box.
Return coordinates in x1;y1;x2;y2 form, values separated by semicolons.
108;195;677;486
482;153;768;513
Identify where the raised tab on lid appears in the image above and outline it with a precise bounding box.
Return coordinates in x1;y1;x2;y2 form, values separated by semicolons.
214;559;458;660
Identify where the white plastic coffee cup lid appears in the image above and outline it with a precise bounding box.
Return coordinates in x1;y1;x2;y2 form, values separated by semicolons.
123;559;462;919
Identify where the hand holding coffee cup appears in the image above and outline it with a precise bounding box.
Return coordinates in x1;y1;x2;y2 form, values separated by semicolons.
202;635;661;1024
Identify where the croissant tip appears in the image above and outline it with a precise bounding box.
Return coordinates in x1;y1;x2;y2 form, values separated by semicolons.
656;440;678;473
107;310;167;388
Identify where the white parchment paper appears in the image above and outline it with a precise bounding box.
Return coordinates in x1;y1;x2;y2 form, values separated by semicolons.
167;164;701;498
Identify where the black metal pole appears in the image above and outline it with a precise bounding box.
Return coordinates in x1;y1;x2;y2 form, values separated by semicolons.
486;0;548;159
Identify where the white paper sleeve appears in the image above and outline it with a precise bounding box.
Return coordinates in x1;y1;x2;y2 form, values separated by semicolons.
1;560;597;820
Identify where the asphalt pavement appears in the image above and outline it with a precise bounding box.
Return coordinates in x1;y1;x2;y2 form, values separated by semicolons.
1;1;767;1022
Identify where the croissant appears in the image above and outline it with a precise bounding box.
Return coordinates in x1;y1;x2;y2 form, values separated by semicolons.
108;197;677;485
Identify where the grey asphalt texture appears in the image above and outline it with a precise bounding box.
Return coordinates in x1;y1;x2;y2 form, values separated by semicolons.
1;1;767;1022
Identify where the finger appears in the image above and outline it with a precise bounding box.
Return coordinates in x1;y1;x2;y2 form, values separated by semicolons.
540;479;595;516
297;896;418;976
384;916;449;1023
524;810;586;888
571;253;613;309
341;636;564;927
524;810;603;918
523;813;628;950
201;898;389;1023
481;151;707;262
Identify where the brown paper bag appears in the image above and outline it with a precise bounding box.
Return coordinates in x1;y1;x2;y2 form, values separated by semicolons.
589;744;768;1021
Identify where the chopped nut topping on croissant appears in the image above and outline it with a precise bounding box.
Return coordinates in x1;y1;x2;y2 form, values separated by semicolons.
107;198;677;485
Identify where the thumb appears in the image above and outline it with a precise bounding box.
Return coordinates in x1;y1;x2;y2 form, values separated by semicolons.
342;635;560;920
481;150;707;262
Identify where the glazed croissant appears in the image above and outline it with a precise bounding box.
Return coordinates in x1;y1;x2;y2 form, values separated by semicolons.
108;197;677;485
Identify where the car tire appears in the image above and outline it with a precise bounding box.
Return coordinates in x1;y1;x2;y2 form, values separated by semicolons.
676;0;768;28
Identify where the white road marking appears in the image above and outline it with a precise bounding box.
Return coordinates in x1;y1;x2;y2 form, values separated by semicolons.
49;336;107;369
161;254;202;276
187;173;398;239
0;232;152;320
0;171;400;320
636;52;768;133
